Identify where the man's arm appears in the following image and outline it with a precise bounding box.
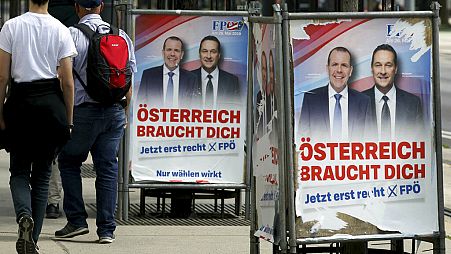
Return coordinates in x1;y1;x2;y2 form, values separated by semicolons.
0;49;10;130
58;56;74;126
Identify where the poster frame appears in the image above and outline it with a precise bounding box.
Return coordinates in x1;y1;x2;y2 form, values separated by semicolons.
248;10;289;251
284;7;445;253
120;9;250;221
114;4;446;254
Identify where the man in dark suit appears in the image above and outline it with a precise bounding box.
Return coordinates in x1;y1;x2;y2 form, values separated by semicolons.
363;44;423;141
299;47;371;142
138;36;198;108
191;35;240;109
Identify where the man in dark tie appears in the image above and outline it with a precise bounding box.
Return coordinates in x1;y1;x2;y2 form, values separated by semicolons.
191;35;240;109
363;44;423;141
298;47;371;142
138;36;198;108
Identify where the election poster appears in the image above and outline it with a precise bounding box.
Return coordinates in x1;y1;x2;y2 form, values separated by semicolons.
252;23;280;243
130;15;248;183
292;18;438;238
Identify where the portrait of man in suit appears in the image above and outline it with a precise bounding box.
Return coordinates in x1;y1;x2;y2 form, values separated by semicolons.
298;46;371;142
363;44;423;140
191;35;240;109
137;36;198;108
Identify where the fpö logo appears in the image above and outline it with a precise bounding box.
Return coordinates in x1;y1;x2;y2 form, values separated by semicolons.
386;24;401;37
212;20;244;31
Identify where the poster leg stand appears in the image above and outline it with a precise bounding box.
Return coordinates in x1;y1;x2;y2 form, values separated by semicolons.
245;13;255;222
279;3;298;254
250;176;260;254
247;19;260;254
432;1;446;254
390;239;404;253
273;5;288;254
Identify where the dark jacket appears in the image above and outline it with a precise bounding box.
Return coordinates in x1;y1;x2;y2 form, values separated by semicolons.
362;85;424;140
298;85;372;142
3;79;70;159
191;68;241;108
138;65;199;108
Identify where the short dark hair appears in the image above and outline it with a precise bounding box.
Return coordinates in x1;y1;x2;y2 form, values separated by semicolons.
199;35;221;54
371;44;397;66
327;46;352;66
32;0;49;5
163;36;184;51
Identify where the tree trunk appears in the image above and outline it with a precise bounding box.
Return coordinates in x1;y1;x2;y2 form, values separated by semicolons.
438;0;450;27
341;0;359;11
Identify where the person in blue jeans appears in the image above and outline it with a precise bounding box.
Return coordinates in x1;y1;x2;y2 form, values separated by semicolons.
55;0;136;244
46;0;80;220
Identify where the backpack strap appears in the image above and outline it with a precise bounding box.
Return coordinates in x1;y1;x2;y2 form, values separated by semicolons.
73;23;95;39
110;26;119;35
73;68;88;91
74;23;119;37
96;24;120;35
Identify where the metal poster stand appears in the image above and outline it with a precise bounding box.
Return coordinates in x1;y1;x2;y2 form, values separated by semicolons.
279;3;445;254
249;2;445;254
117;7;250;221
248;5;289;253
116;2;444;253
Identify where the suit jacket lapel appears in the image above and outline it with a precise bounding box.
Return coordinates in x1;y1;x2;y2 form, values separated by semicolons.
156;66;164;98
318;86;330;131
395;87;407;134
348;90;358;133
179;70;187;100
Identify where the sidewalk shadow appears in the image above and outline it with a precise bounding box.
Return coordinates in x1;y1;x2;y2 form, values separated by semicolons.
52;238;98;244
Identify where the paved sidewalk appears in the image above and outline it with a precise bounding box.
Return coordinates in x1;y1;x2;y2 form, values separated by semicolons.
0;148;450;253
0;149;273;254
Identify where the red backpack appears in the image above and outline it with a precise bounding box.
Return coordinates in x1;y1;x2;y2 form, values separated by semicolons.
73;23;132;105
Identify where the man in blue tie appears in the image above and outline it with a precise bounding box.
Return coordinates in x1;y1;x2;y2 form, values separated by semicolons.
137;36;198;108
298;47;371;142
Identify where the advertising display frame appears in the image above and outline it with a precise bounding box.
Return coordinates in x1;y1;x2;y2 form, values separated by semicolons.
120;9;250;221
115;3;445;253
248;8;289;251
282;6;445;254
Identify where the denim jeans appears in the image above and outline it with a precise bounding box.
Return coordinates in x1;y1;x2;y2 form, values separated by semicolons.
10;153;53;243
59;103;125;237
47;162;62;205
8;79;69;243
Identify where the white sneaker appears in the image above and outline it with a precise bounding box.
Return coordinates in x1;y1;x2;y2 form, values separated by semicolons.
99;235;115;244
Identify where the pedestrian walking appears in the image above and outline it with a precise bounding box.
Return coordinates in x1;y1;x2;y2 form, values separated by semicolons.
55;0;136;244
0;0;77;253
